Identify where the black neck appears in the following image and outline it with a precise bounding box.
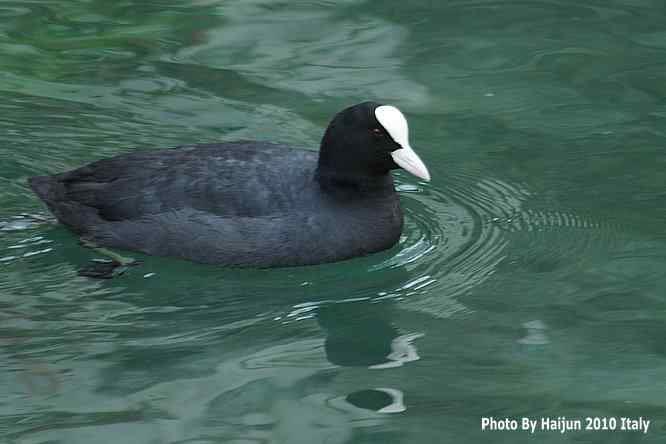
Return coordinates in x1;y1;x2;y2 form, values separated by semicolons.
314;166;395;197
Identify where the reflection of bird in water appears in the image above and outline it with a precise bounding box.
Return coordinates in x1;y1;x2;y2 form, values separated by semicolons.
345;387;406;413
317;300;424;368
369;332;424;369
315;298;423;415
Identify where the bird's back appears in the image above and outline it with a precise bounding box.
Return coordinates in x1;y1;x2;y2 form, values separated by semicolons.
30;141;318;224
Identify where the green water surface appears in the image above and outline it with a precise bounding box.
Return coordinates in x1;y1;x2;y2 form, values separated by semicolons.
1;1;666;443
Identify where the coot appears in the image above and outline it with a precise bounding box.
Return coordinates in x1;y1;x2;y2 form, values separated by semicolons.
29;101;430;267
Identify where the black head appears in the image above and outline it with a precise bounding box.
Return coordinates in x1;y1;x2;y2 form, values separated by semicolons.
316;101;430;190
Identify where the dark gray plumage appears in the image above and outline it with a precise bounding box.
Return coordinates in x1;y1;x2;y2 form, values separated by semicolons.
28;102;430;267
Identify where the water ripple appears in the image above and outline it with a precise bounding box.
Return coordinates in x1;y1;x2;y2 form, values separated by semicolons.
365;170;623;318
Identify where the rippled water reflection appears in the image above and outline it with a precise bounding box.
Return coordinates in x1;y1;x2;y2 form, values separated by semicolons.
2;0;666;443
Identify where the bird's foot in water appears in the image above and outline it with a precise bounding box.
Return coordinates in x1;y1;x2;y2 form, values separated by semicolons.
78;239;140;279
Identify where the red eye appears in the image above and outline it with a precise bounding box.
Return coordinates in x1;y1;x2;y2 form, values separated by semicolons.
372;128;383;136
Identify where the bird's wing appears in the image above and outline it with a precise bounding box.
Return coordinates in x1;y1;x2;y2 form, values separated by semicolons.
52;142;317;222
